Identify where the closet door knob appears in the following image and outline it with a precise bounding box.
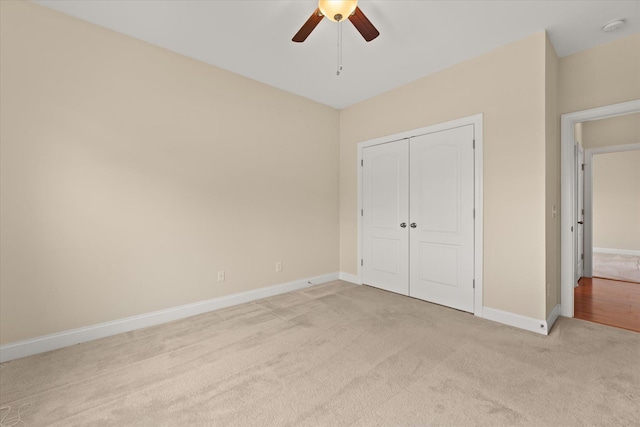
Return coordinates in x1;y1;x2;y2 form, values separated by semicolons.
400;223;407;228
410;223;417;228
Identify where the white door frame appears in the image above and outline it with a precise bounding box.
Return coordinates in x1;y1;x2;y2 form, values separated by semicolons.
584;143;640;277
357;113;484;317
576;144;585;283
560;100;640;318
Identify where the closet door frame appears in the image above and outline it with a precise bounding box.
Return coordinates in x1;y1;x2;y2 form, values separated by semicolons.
357;114;484;318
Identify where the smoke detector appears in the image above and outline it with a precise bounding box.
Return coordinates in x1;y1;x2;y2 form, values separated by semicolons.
602;19;626;32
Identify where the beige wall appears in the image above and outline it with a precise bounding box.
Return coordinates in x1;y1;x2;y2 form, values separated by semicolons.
340;33;548;320
585;113;640;250
575;122;583;147
0;1;339;344
559;33;640;115
582;113;640;149
545;35;560;316
592;151;640;251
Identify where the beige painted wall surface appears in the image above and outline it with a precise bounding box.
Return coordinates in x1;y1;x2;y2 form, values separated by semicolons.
0;2;339;344
575;122;583;147
340;33;547;320
559;33;640;115
592;150;640;251
582;113;640;149
545;34;560;316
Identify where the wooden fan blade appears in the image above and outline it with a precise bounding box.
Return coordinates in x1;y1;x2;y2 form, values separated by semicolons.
292;8;324;42
348;6;379;42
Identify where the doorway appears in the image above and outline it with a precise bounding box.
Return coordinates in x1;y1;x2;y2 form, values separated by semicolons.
586;145;640;283
575;142;640;332
561;100;640;318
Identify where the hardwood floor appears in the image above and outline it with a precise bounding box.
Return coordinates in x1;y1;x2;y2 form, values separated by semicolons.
575;277;640;332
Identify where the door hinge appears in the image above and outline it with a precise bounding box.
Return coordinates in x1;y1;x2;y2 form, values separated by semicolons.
581;164;585;171
361;259;363;266
581;208;584;215
361;159;363;167
473;208;475;219
581;254;584;260
361;209;363;216
473;279;475;289
473;139;475;149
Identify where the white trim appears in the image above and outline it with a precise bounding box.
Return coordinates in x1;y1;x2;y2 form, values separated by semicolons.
584;152;593;277
357;148;363;282
593;247;640;256
474;117;484;318
0;272;340;363
356;113;484;317
482;307;550;335
587;142;640;155
356;114;482;150
576;144;585;283
339;272;361;284
560;100;640;318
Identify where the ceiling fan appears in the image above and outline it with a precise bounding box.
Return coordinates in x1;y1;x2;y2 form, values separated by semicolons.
292;0;380;43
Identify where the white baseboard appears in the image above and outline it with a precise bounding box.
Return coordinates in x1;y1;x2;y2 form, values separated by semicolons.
339;272;361;284
593;247;640;256
0;272;340;363
482;306;550;335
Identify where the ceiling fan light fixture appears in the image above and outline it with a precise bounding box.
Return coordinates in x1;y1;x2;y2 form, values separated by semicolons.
318;0;358;22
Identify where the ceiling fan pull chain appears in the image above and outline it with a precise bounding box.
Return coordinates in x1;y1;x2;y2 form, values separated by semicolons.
336;19;341;76
340;19;343;74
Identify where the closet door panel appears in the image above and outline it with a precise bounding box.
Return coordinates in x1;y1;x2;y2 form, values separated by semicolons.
409;125;475;312
362;140;410;295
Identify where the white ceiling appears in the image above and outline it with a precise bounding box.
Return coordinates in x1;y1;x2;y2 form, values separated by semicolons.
33;0;640;109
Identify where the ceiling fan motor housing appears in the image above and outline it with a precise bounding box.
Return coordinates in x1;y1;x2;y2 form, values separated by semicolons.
292;0;379;43
318;0;358;22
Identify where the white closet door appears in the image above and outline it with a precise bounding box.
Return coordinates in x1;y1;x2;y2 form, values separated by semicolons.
409;125;475;312
362;140;410;295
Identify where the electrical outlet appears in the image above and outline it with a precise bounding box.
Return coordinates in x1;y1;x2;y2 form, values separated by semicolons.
217;271;225;282
275;261;282;272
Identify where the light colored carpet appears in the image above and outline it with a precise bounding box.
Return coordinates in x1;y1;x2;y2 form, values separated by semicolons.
1;281;639;426
593;252;640;283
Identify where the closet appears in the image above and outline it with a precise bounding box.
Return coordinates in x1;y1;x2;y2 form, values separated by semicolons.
361;124;475;312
